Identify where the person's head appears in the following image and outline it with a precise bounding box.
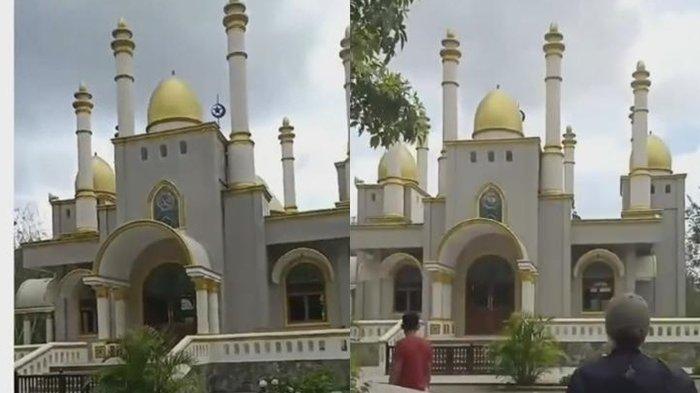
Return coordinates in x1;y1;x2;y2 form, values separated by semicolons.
401;312;420;334
605;293;650;350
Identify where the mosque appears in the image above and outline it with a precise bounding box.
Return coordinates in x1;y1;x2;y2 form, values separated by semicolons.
15;0;351;358
351;24;688;337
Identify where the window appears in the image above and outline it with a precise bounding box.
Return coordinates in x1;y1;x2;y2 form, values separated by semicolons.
78;285;97;335
179;141;187;154
152;186;180;228
506;151;513;162
286;263;326;324
651;184;655;194
665;184;671;194
488;151;495;162
479;187;503;222
141;147;148;161
582;262;614;312
66;209;71;218
394;265;422;313
160;144;168;157
371;193;376;202
470;151;477;163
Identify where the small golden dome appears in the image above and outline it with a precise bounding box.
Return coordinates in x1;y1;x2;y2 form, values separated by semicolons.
473;89;523;137
75;154;116;199
377;143;418;183
147;76;202;132
629;134;672;174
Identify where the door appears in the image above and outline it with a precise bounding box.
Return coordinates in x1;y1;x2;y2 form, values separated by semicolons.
465;256;514;335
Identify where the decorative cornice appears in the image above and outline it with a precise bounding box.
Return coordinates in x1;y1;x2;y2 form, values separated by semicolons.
112;121;228;145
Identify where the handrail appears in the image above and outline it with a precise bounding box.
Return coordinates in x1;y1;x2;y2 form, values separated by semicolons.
15;342;89;375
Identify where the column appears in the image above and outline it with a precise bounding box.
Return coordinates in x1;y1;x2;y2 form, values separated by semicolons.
426;267;454;337
193;278;210;334
541;23;565;195
23;315;31;345
45;313;54;343
110;18;135;136
95;286;111;340
113;287;128;339
562;126;576;196
518;261;538;315
440;29;461;142
278;118;297;212
628;61;652;212
224;1;256;187
73;83;98;232
437;153;446;196
208;281;220;334
416;135;429;190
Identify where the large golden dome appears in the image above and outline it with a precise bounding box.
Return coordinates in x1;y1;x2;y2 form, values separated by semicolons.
377;143;418;183
473;89;523;138
629;134;672;174
147;76;202;132
75;154;116;202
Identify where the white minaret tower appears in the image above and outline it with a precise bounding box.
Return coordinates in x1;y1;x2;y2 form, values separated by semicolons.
110;18;135;136
627;61;652;214
279;117;297;213
541;23;565;195
223;1;256;187
336;25;351;205
562;125;576;196
73;83;98;232
438;29;461;196
416;134;428;190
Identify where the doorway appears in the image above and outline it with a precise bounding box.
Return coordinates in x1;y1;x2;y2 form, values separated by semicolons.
465;256;514;335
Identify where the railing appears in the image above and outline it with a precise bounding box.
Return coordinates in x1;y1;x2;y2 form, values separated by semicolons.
170;328;351;366
14;344;42;362
15;342;90;376
547;318;700;342
15;373;95;393
350;320;400;342
385;343;494;375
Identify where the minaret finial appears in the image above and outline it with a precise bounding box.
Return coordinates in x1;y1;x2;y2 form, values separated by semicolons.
118;17;127;28
171;70;176;76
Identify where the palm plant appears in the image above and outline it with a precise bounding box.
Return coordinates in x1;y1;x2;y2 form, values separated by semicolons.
489;314;563;386
94;327;202;393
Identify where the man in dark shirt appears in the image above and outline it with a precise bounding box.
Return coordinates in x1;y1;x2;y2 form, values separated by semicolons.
568;293;696;393
389;313;433;391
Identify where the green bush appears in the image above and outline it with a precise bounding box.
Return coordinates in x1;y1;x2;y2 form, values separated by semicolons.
489;315;564;386
692;359;700;375
258;370;348;393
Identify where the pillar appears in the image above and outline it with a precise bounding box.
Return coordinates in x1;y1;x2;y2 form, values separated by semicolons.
541;23;565;195
208;281;220;334
416;135;428;190
110;18;135;136
562;126;576;196
95;286;111;340
440;30;460;142
426;267;454;337
113;288;128;339
45;313;54;343
437;152;446;196
628;61;652;212
518;261;538;315
278;118;297;212
193;278;210;334
23;315;31;345
223;1;256;187
73;83;98;232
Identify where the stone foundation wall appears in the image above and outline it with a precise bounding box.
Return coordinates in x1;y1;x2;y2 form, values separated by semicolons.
559;342;700;368
197;360;349;393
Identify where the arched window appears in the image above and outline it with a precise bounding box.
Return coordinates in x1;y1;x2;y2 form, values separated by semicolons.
479;187;503;222
78;284;97;335
152;186;180;228
286;263;326;324
394;265;422;313
582;262;614;312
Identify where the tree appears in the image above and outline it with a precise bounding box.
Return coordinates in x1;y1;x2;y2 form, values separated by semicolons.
686;194;700;316
94;328;203;393
350;0;430;148
489;315;563;386
14;202;46;248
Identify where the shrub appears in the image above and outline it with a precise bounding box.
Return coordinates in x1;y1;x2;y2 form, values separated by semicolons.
489;314;564;386
258;369;348;393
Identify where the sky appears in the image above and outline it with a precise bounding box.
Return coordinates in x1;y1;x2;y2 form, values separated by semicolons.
14;0;349;235
351;0;700;219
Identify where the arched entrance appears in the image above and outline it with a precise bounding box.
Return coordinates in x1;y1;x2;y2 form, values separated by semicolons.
142;263;196;341
465;256;515;335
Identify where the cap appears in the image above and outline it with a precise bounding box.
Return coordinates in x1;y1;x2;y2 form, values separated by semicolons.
605;293;650;338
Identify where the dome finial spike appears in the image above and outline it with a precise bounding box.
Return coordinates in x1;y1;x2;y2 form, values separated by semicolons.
118;17;127;28
78;81;87;92
549;22;558;32
496;84;500;89
636;60;646;71
282;117;290;127
171;69;176;76
446;28;456;39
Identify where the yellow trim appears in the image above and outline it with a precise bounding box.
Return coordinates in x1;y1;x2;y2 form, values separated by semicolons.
437;218;527;262
112;122;228;146
444;136;540;147
265;207;348;222
147;179;186;229
573;248;625;278
281;260;332;328
21;232;99;248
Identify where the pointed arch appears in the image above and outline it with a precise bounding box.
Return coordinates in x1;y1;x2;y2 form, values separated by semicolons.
147;179;185;228
476;183;506;223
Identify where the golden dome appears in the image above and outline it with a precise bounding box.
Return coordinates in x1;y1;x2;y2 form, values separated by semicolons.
473;89;523;137
629;134;672;174
377;143;418;183
147;76;202;132
75;154;116;199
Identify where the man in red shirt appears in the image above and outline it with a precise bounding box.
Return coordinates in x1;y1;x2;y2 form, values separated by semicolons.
389;313;433;391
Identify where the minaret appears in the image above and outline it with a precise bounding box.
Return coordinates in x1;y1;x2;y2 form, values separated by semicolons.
110;18;135;136
223;1;256;187
416;135;428;190
541;23;565;195
73;83;98;232
439;29;461;196
278;117;297;213
336;25;351;205
562;125;576;196
628;61;652;213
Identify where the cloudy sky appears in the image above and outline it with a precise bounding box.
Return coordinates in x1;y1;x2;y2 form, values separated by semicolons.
15;0;348;234
351;0;700;219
